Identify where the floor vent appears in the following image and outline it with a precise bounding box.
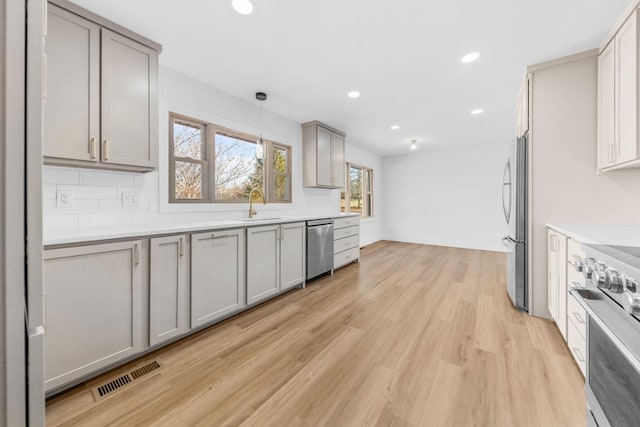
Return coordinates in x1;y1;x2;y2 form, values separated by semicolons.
94;374;132;399
130;360;161;380
91;360;161;401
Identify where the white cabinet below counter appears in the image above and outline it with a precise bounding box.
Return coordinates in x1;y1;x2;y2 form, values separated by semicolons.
191;229;246;328
247;222;306;305
334;216;360;270
43;240;143;392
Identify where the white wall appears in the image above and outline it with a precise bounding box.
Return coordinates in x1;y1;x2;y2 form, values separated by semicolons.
346;143;383;246
43;67;382;246
382;143;507;252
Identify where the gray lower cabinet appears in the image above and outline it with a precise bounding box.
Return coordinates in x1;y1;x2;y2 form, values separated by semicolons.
191;229;245;328
43;241;143;391
280;222;306;291
44;2;159;171
149;235;187;346
247;222;306;304
247;225;281;305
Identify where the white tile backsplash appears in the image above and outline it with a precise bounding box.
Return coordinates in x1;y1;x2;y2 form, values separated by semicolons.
79;170;136;187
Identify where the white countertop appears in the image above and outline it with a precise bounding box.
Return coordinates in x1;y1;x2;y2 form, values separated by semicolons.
44;213;360;246
546;223;640;246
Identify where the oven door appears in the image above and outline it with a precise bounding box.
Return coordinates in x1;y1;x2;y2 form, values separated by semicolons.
587;315;640;426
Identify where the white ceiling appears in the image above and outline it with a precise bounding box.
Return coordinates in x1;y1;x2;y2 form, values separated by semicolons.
71;0;630;156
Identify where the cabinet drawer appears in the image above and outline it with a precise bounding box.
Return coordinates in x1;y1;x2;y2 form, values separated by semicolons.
334;225;359;240
567;317;586;376
334;247;359;269
567;262;585;288
567;291;587;340
334;235;359;254
334;216;359;229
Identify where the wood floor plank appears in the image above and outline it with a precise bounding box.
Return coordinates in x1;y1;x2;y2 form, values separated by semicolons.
46;242;585;427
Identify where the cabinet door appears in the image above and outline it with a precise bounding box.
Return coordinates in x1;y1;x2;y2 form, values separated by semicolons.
44;5;100;163
547;230;559;322
557;234;568;341
331;133;345;188
43;241;143;391
191;229;245;328
316;127;332;186
247;225;280;304
280;222;305;291
150;235;187;346
615;11;638;164
101;28;158;169
598;42;616;169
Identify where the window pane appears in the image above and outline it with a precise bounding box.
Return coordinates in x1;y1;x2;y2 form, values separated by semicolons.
175;161;202;199
173;120;204;160
349;166;363;215
367;194;373;217
275;175;288;201
215;133;263;200
274;146;287;173
340;191;346;213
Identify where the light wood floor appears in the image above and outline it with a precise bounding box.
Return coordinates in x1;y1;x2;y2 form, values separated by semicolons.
46;241;585;427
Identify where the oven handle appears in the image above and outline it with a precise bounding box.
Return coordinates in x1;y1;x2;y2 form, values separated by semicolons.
570;288;640;374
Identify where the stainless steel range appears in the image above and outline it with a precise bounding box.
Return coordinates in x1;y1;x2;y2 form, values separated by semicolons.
572;244;640;427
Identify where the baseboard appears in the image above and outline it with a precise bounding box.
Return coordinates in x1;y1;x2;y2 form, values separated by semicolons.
380;235;508;253
360;235;382;247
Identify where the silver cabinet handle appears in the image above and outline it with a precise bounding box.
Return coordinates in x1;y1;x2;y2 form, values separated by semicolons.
572;312;585;325
179;237;184;257
89;137;97;159
133;243;140;266
572;347;585;363
103;139;110;161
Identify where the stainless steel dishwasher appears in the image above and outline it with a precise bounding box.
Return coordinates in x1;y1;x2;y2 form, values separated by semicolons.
306;219;334;280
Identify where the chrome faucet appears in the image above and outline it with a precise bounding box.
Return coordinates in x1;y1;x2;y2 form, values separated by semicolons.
248;187;266;218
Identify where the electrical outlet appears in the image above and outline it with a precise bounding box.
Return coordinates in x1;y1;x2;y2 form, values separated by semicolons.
122;192;140;207
56;190;73;208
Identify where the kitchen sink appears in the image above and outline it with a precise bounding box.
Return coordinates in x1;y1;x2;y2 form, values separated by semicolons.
241;217;282;222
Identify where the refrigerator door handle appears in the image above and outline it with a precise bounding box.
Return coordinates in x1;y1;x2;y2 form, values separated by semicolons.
502;160;512;223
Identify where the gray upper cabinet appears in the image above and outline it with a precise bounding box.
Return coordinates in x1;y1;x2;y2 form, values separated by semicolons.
149;235;187;347
247;225;281;305
44;4;100;164
302;121;346;189
191;229;245;328
44;1;160;172
280;222;306;291
43;241;143;392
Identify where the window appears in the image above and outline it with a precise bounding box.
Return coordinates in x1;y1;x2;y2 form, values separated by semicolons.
341;163;373;217
169;113;291;203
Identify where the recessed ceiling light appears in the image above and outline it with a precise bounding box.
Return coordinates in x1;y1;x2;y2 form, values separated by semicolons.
471;109;484;115
348;91;360;98
410;139;418;150
462;52;481;63
390;125;400;130
232;0;253;15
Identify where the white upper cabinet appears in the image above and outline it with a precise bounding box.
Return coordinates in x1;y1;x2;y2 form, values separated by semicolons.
302;121;346;189
598;42;616;169
44;2;160;172
598;9;640;172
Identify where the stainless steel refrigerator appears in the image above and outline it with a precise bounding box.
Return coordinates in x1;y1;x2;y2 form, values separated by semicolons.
502;136;528;311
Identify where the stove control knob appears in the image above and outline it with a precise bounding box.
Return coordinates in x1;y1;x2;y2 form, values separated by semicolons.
583;258;596;279
605;269;623;292
622;275;638;294
592;268;606;288
622;291;640;315
573;256;584;272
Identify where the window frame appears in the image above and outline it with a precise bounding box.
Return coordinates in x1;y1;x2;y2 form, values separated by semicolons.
341;162;374;218
168;112;292;204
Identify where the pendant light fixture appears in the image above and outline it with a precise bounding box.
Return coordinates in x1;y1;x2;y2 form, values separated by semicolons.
256;92;267;160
